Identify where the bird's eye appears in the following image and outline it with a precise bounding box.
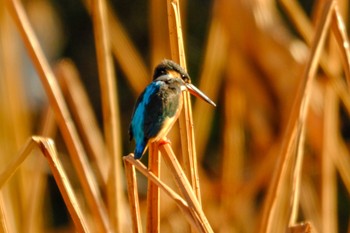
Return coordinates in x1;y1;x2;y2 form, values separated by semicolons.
182;75;189;82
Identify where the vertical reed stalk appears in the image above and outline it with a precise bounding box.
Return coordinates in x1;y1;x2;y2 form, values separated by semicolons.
146;144;160;232
1;4;30;232
259;1;335;232
91;0;124;230
92;0;124;229
331;4;350;88
288;126;305;225
124;160;143;233
321;86;338;233
167;0;202;205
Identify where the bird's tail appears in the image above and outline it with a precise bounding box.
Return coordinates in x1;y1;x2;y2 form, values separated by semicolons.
134;140;148;159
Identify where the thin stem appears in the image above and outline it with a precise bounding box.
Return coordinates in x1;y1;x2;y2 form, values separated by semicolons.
259;1;335;232
124;159;143;233
146;143;160;232
91;0;124;230
167;0;202;205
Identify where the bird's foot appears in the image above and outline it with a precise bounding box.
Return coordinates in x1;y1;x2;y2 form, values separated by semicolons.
158;137;171;147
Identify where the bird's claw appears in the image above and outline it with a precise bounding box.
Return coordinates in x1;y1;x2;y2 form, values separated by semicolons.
158;138;171;146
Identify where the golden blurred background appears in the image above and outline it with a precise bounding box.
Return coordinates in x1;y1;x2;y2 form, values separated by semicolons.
1;0;350;232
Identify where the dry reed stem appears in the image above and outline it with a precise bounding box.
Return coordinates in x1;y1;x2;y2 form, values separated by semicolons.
5;0;110;231
0;7;30;230
331;5;350;88
146;144;160;232
289;126;305;225
259;1;335;232
123;154;202;232
167;0;202;205
25;107;56;233
55;60;109;185
124;159;143;233
321;86;338;233
280;0;350;115
91;0;124;231
0;137;90;232
159;144;213;233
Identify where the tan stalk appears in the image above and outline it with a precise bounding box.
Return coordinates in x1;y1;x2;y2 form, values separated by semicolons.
124;159;143;233
1;4;30;232
288;126;305;225
167;0;202;205
259;1;335;232
146;144;160;232
0;137;90;232
331;4;350;88
55;60;109;185
5;0;110;231
280;0;350;114
159;144;213;233
25;107;56;233
91;0;125;230
321;86;338;233
123;155;202;232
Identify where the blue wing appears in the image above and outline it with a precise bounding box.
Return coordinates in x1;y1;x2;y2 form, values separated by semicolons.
129;82;161;158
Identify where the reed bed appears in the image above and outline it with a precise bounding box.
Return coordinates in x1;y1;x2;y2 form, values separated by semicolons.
1;0;350;232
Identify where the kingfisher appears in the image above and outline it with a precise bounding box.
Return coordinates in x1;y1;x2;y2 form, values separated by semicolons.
129;59;216;159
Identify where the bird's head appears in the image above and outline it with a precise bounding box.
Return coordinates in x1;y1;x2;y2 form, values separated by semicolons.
153;59;190;82
153;59;216;107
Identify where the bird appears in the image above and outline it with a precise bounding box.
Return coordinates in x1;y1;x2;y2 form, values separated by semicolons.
129;59;216;159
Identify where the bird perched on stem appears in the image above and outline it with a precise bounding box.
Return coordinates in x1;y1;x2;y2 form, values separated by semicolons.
129;59;216;159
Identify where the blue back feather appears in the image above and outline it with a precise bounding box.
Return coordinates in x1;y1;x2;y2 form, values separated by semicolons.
130;82;161;157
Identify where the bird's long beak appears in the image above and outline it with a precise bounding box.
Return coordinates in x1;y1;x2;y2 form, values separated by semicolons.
185;83;216;107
